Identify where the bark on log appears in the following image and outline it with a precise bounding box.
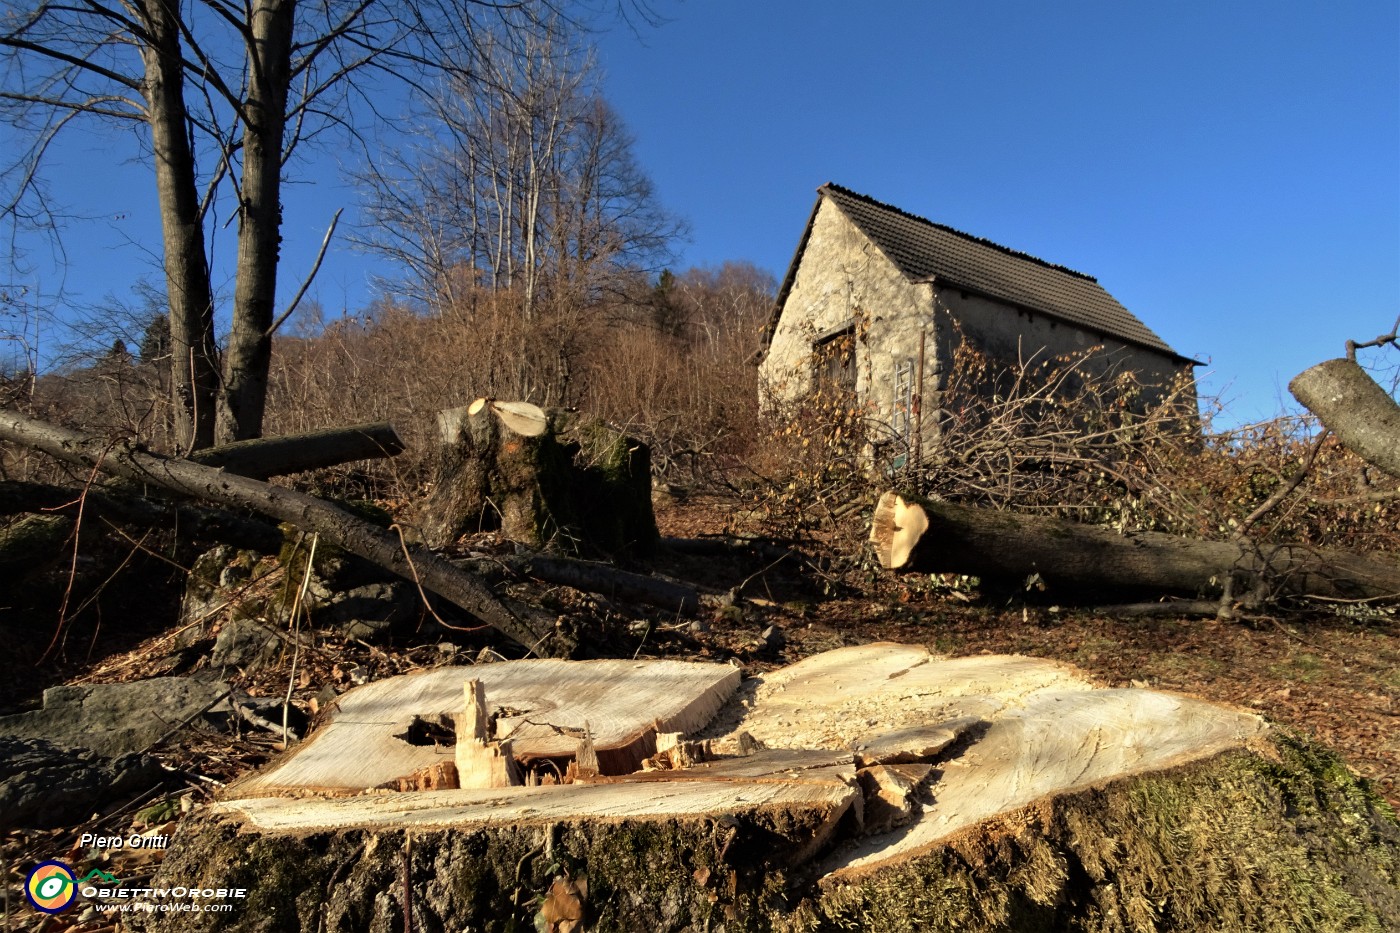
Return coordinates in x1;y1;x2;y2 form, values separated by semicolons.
124;645;1399;932
419;404;658;557
456;552;700;615
0;479;284;553
870;490;1400;601
188;421;405;479
1290;357;1400;478
0;411;563;654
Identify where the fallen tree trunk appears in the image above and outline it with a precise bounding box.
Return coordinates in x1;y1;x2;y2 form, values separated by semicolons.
869;490;1400;601
0;411;563;654
457;552;700;616
125;645;1398;932
0;479;284;553
1290;357;1400;479
188;421;405;479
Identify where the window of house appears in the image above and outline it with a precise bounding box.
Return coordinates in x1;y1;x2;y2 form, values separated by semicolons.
813;324;856;395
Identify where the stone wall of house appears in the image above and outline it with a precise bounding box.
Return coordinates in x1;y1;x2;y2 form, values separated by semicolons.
759;199;933;438
931;286;1197;418
760;196;1198;465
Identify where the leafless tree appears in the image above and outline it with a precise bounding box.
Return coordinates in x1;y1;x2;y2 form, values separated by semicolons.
1;0;623;449
356;13;682;320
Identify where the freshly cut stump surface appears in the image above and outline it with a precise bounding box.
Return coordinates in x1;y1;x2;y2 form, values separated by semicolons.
233;658;742;795
129;644;1400;933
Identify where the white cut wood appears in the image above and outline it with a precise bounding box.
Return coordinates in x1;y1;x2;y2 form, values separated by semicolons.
455;680;520;789
705;642;1093;754
218;643;1264;891
852;719;978;767
821;685;1267;881
857;763;931;834
696;643;1264;881
220;775;858;833
490;400;549;437
869;492;929;569
231;659;741;796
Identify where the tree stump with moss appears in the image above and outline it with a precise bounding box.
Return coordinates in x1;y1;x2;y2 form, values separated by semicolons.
418;400;658;557
126;644;1399;933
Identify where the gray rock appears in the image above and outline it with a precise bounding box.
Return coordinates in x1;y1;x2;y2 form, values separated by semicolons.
0;736;168;830
210;617;284;671
0;675;228;758
317;581;416;640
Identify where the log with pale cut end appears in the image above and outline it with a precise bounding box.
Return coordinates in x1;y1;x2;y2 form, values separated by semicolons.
130;645;1399;933
870;490;1400;601
868;490;929;570
0;409;558;651
1290;357;1400;478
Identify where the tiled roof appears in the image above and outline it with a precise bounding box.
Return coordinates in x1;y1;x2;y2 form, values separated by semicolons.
813;183;1182;357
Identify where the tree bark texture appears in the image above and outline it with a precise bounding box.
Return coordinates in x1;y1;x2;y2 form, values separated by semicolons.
0;410;565;654
218;0;294;443
870;491;1400;601
1290;357;1400;479
139;0;220;453
419;405;658;557
456;552;700;615
189;422;405;480
0;513;73;577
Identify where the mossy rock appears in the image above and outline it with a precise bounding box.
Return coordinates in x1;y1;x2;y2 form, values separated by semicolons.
277;497;395;592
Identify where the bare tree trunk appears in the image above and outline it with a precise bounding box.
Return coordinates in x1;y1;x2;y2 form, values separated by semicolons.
219;0;294;443
1290;357;1400;478
140;0;219;453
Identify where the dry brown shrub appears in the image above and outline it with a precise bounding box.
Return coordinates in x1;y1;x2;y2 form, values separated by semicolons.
746;335;1400;574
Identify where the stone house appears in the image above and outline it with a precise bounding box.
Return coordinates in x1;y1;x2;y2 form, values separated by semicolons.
757;183;1198;460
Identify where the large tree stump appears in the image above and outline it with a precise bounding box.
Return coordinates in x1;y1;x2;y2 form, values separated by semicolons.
418;401;658;557
124;644;1398;932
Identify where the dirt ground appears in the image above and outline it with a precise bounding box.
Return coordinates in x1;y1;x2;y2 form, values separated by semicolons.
647;496;1400;811
2;492;1397;931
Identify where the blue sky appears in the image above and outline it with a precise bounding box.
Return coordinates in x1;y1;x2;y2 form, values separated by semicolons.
6;1;1398;426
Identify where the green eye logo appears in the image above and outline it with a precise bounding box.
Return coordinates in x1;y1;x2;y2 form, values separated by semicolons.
25;861;78;913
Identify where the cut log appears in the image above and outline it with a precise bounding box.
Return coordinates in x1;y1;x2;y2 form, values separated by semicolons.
457;552;700;615
189;421;405;479
0;410;561;653
870;490;1400;601
418;403;658;556
126;644;1399;932
1290;357;1400;478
